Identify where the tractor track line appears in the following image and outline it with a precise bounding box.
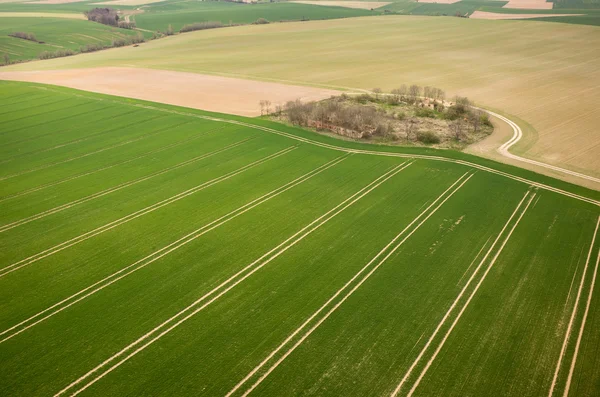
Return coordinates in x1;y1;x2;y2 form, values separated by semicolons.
0;154;349;344
0;146;295;278
53;161;413;397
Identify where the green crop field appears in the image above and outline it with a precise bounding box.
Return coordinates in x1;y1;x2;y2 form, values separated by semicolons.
132;1;376;32
0;16;149;63
0;80;599;396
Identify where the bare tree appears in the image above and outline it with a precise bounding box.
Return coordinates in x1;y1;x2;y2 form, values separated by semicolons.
435;88;445;101
409;85;421;103
372;87;382;101
398;84;408;99
423;86;432;99
403;118;417;141
450;118;464;141
470;109;482;133
2;53;9;65
167;24;174;35
259;100;266;116
264;100;272;115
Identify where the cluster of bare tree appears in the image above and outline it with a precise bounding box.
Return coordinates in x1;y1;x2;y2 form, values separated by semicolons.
273;88;493;146
9;32;40;43
179;21;224;33
85;8;119;27
281;98;391;138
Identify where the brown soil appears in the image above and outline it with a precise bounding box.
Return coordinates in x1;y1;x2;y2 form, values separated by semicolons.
502;0;553;9
0;67;339;117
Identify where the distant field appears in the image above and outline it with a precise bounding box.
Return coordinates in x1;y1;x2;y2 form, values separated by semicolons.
132;1;376;32
0;81;598;396
0;16;149;62
5;16;598;180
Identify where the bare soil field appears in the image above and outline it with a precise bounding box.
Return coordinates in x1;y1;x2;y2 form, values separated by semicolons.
503;0;553;9
0;67;339;117
0;12;85;19
471;11;582;19
290;1;391;9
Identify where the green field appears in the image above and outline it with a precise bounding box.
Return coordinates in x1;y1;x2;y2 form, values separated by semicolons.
0;80;599;396
132;1;376;32
0;17;149;63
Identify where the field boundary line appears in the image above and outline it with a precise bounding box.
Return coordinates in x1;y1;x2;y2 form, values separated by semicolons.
0;146;295;278
548;216;600;397
392;190;533;396
0;138;253;233
402;192;537;397
53;161;413;397
0;124;229;203
128;102;600;206
227;172;474;397
0;154;349;343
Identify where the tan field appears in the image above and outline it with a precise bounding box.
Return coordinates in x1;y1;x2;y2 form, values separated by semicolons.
2;16;599;179
290;1;391;9
470;11;582;19
0;67;339;116
503;0;553;9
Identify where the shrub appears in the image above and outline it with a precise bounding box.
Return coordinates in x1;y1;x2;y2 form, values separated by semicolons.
112;33;145;47
415;107;436;118
9;32;38;42
180;21;223;33
480;113;492;127
118;21;136;29
80;43;105;53
253;18;270;24
417;131;441;144
38;48;75;60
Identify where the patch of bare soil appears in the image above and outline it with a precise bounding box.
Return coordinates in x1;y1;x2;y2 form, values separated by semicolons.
290;1;391;10
502;0;553;9
0;67;340;117
470;11;581;19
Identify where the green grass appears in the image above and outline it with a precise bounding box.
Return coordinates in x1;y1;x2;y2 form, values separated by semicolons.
0;81;598;396
383;0;507;16
0;17;148;62
133;1;376;32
